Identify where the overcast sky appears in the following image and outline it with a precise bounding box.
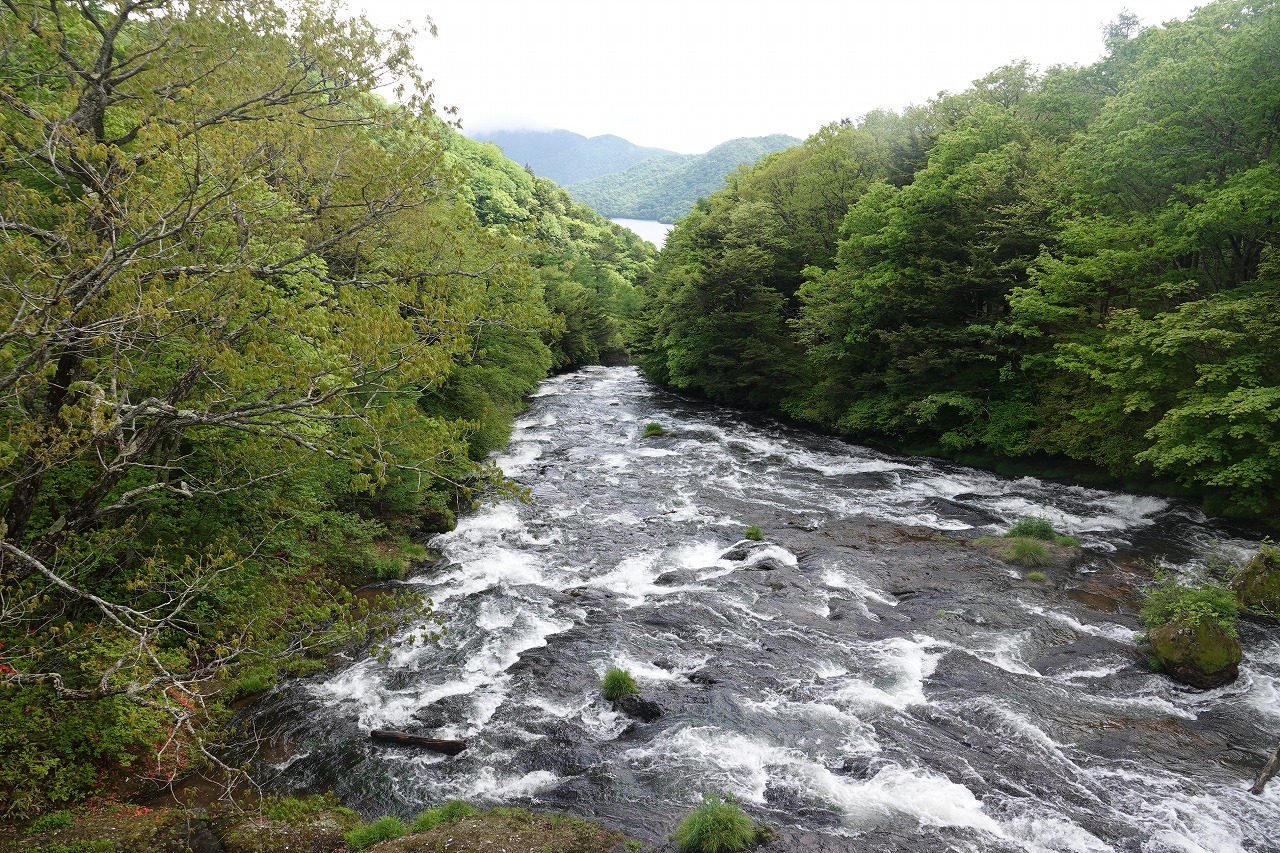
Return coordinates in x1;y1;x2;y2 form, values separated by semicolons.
352;0;1203;154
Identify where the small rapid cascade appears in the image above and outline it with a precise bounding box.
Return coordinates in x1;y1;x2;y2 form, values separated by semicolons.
249;366;1280;851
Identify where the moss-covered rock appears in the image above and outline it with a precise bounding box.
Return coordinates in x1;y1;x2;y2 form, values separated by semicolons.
217;809;361;853
370;807;629;853
1231;549;1280;616
1148;618;1242;689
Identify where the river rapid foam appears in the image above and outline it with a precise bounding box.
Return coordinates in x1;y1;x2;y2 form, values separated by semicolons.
248;366;1280;852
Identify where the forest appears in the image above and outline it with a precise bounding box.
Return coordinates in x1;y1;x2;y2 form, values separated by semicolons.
0;0;652;818
567;134;800;223
633;0;1280;522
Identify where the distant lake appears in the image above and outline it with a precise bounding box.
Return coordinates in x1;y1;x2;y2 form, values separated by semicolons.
611;218;674;248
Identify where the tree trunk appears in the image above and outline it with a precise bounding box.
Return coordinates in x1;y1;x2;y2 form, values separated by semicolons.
1250;743;1280;795
369;729;467;756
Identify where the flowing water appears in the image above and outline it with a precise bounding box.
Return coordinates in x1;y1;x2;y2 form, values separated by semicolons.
250;366;1280;852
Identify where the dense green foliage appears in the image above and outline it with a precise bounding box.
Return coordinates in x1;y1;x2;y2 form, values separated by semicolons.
569;135;802;223
635;1;1280;521
474;128;678;186
0;0;650;818
673;795;759;853
1141;576;1241;636
601;667;640;700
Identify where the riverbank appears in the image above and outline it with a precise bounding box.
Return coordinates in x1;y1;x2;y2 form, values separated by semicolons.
5;797;642;853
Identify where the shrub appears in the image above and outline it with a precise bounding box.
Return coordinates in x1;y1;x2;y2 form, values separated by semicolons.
743;526;763;542
28;809;74;834
673;794;757;853
1025;571;1047;582
1000;537;1051;567
1141;575;1239;636
642;422;667;438
343;815;407;851
411;800;476;833
601;667;640;701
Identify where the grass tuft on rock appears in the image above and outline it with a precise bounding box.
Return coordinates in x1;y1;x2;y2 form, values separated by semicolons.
343;815;407;851
743;526;764;542
411;800;476;833
601;666;640;701
674;794;759;853
1005;516;1079;546
642;422;668;438
1000;537;1051;567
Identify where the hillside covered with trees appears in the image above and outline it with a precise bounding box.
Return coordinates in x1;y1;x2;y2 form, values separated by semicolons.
0;0;651;817
469;128;677;186
568;134;801;223
633;0;1280;522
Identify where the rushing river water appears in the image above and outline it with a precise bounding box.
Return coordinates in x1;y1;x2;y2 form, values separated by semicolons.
251;366;1280;852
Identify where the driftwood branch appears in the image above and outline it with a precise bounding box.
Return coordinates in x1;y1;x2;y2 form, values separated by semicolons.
370;728;467;756
1250;743;1280;795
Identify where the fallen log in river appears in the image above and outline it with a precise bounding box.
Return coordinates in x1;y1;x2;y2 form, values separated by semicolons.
370;729;467;755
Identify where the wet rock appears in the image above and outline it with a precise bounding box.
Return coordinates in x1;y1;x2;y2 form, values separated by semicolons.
1031;634;1134;677
1149;619;1242;689
1231;549;1280;615
411;693;472;729
613;694;663;722
721;541;764;561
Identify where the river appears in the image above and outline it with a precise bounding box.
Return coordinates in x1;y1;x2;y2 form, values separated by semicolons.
249;366;1280;851
612;218;674;247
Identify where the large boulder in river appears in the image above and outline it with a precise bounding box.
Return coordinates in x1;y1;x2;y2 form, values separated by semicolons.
1148;619;1242;689
1231;549;1280;616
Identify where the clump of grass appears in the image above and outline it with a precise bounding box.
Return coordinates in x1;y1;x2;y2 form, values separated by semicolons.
411;800;477;833
27;809;74;834
1000;537;1051;567
673;794;759;853
643;422;668;438
1005;515;1079;546
1007;516;1056;540
743;526;764;542
601;666;640;700
262;793;345;823
343;815;407;851
1025;570;1048;582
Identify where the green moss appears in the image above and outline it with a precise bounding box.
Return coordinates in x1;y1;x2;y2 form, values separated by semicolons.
601;667;640;700
28;810;75;834
1149;619;1242;675
1231;545;1280;615
1025;570;1048;582
642;422;668;438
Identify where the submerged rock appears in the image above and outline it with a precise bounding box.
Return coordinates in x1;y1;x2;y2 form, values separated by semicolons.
1149;619;1242;689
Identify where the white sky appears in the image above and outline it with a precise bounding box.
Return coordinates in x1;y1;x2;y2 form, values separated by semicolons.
352;1;1204;155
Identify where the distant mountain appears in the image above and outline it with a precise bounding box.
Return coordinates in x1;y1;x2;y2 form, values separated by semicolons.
567;134;802;223
470;129;678;186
